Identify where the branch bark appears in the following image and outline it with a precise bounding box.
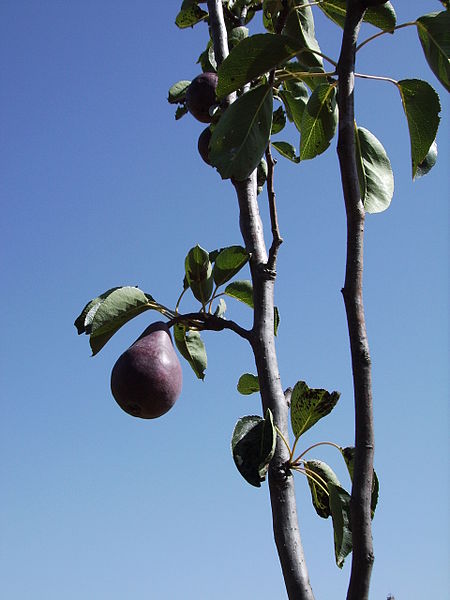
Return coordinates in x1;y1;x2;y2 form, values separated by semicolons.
336;3;375;599
207;2;314;598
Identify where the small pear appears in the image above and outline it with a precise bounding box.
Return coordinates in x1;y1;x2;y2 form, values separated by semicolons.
111;322;182;419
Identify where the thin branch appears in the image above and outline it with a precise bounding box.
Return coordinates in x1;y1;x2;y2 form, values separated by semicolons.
207;2;315;598
266;144;283;272
336;2;375;600
167;312;251;341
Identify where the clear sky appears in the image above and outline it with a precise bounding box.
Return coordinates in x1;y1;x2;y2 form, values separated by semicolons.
1;2;448;599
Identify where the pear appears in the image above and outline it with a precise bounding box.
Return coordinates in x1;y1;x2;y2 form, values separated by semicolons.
186;72;218;123
111;322;182;419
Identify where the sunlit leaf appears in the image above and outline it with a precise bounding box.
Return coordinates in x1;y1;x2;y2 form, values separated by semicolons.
397;79;441;178
355;126;394;214
210;84;273;181
340;446;379;518
328;483;353;568
319;0;396;31
416;10;450;92
271;141;300;162
213;246;249;286
291;380;340;439
173;323;207;380
279;89;307;132
216;34;305;98
175;0;208;29
74;287;121;335
168;80;191;104
282;6;324;70
185;245;214;305
271;105;286;134
237;373;260;395
300;83;337;160
304;459;341;519
89;287;162;355
224;280;254;308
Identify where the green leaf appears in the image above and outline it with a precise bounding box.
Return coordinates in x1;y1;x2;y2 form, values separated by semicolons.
257;157;268;187
168;80;191;104
74;287;121;335
209;84;273;181
291;380;340;439
279;89;307;132
237;373;260;395
340;446;379;518
231;409;276;487
397;79;441;178
216;34;305;98
300;83;337;160
175;1;208;29
355;126;394;214
415;140;438;179
89;287;161;356
328;483;353;568
304;459;341;519
271;141;300;163
271;105;286;134
319;0;396;31
282;6;324;70
224;280;254;308
185;245;214;305
228;26;249;48
262;0;283;33
416;11;450;92
212;245;249;286
173;323;207;380
175;105;188;120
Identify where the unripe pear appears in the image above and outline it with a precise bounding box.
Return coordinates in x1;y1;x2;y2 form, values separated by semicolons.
186;72;218;123
111;322;182;419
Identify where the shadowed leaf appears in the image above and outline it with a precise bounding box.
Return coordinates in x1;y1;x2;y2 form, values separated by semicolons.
319;0;396;31
300;83;337;160
329;483;353;568
173;323;207;380
340;446;379;518
304;459;341;518
225;280;254;308
213;246;249;286
416;11;450;92
231;410;276;487
237;373;260;395
272;141;300;162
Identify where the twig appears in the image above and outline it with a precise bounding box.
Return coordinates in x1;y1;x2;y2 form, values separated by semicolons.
167;312;251;341
266;143;283;272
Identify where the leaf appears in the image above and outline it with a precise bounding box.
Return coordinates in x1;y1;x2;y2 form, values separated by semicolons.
224;280;254;308
415;140;438;179
216;33;305;98
304;459;341;519
355;126;394;214
416;11;450;92
214;298;227;318
340;446;379;518
89;287;161;356
74;287;121;335
228;26;249;48
279;89;307;132
185;245;214;305
231;409;276;487
209;84;273;181
168;80;191;104
328;483;353;568
262;0;283;33
173;323;207;380
271;141;300;163
291;380;340;439
397;79;441;178
212;245;249;286
175;1;208;29
282;6;324;70
175;105;188;120
237;373;260;395
300;83;337;160
271;105;286;134
319;0;396;31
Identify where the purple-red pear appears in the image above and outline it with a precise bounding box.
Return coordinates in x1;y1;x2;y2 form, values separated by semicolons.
186;72;218;123
111;322;182;419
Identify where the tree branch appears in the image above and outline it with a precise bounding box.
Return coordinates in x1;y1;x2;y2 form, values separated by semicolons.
207;1;314;598
336;3;375;600
167;312;251;341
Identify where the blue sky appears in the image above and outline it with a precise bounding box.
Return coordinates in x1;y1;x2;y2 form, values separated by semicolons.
1;2;448;599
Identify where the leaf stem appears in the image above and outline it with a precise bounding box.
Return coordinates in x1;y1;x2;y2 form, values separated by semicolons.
356;21;417;53
275;425;292;453
292;441;342;465
292;465;330;496
354;72;398;86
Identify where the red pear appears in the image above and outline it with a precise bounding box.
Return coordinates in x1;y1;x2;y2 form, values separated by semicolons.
111;322;182;419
